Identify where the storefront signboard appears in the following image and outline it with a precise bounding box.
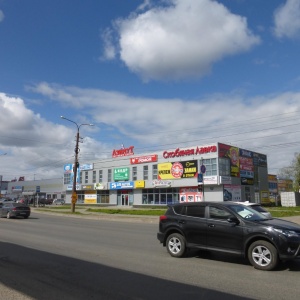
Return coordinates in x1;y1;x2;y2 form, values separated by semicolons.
130;155;158;164
110;181;134;189
94;183;106;190
203;176;218;184
114;167;130;181
112;146;134;158
152;180;172;187
135;181;145;188
163;145;217;159
179;187;203;202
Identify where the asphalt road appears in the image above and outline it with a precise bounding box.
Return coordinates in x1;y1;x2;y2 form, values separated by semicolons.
1;212;300;300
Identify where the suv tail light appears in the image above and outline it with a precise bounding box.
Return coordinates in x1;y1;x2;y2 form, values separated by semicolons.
159;215;167;221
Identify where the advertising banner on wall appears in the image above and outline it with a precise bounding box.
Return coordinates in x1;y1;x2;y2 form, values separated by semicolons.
158;160;198;180
239;148;254;185
253;153;267;167
179;187;203;202
218;144;240;177
84;192;97;204
223;185;242;201
110;181;134;189
94;183;106;190
64;163;80;183
114;167;130;181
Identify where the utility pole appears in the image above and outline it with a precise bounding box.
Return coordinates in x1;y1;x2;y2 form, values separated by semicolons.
61;116;94;213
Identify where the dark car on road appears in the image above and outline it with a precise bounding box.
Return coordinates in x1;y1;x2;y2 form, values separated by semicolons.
157;202;300;271
0;202;31;219
38;198;53;205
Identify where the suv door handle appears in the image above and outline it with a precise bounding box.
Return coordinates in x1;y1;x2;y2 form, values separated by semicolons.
178;220;186;224
208;224;215;228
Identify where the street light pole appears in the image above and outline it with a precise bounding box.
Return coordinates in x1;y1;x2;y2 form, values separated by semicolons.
61;116;94;213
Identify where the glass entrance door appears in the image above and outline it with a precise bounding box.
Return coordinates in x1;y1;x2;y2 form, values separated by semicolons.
121;194;129;206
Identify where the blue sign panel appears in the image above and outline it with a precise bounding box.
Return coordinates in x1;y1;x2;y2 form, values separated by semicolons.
110;181;134;190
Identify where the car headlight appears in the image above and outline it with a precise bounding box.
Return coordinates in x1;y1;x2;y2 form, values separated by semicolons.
274;228;298;237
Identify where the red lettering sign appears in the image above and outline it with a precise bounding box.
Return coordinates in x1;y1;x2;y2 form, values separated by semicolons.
112;146;134;158
163;145;217;159
130;155;158;164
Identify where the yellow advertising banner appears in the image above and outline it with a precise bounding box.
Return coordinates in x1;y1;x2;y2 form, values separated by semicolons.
135;181;145;188
158;160;198;180
84;193;97;204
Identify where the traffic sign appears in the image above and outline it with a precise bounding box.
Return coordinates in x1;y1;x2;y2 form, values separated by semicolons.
198;173;203;183
200;165;206;174
71;192;78;204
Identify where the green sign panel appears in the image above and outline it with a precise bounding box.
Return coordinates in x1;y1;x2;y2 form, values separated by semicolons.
114;167;130;181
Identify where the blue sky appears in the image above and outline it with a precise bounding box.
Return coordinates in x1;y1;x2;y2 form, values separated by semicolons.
1;0;300;181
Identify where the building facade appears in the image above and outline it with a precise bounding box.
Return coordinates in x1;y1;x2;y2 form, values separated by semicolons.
7;178;64;201
63;142;269;206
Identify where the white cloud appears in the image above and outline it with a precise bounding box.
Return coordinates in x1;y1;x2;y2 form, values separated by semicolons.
28;83;300;175
2;84;300;180
0;93;104;180
273;0;300;39
102;0;260;81
0;10;4;22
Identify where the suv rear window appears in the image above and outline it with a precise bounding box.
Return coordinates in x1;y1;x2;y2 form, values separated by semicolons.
186;205;205;218
173;205;186;215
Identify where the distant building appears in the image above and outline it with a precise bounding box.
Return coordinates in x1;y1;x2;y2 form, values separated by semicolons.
7;178;64;201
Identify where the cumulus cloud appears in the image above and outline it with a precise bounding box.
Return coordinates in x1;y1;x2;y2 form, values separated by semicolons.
101;0;260;81
273;0;300;39
27;82;300;175
3;83;300;179
0;93;102;180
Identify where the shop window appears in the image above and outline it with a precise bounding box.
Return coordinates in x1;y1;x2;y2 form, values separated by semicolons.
203;158;217;176
143;166;148;180
152;164;158;180
132;166;137;181
219;158;230;176
64;173;71;184
108;169;112;182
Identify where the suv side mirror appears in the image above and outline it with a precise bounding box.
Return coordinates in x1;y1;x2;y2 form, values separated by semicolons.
227;217;240;224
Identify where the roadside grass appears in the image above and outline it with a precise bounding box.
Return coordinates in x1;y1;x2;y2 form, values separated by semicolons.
35;205;300;218
267;207;300;218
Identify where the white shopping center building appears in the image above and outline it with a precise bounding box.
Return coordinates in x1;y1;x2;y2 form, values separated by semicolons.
63;142;269;206
7;142;269;206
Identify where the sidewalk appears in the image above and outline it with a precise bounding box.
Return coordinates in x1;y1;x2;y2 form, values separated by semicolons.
31;207;159;224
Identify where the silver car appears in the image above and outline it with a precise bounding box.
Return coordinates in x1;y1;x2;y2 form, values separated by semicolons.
235;201;272;218
52;199;65;205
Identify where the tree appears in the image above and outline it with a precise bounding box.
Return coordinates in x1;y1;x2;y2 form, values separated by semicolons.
278;152;300;192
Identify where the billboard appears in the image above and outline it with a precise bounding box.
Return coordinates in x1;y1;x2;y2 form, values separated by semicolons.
218;143;240;177
158;160;198;180
114;167;130;181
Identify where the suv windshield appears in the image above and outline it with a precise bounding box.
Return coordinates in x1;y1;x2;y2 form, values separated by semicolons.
229;204;268;221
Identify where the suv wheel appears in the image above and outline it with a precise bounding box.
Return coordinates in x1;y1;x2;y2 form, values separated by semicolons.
248;240;278;271
166;233;186;258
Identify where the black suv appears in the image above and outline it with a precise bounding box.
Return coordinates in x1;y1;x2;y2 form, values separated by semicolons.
157;202;300;271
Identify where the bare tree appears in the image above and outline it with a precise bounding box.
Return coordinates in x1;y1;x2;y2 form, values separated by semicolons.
278;152;300;192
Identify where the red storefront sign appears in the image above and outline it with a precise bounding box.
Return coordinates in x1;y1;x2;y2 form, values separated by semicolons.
130;155;158;164
112;146;134;158
163;145;217;159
